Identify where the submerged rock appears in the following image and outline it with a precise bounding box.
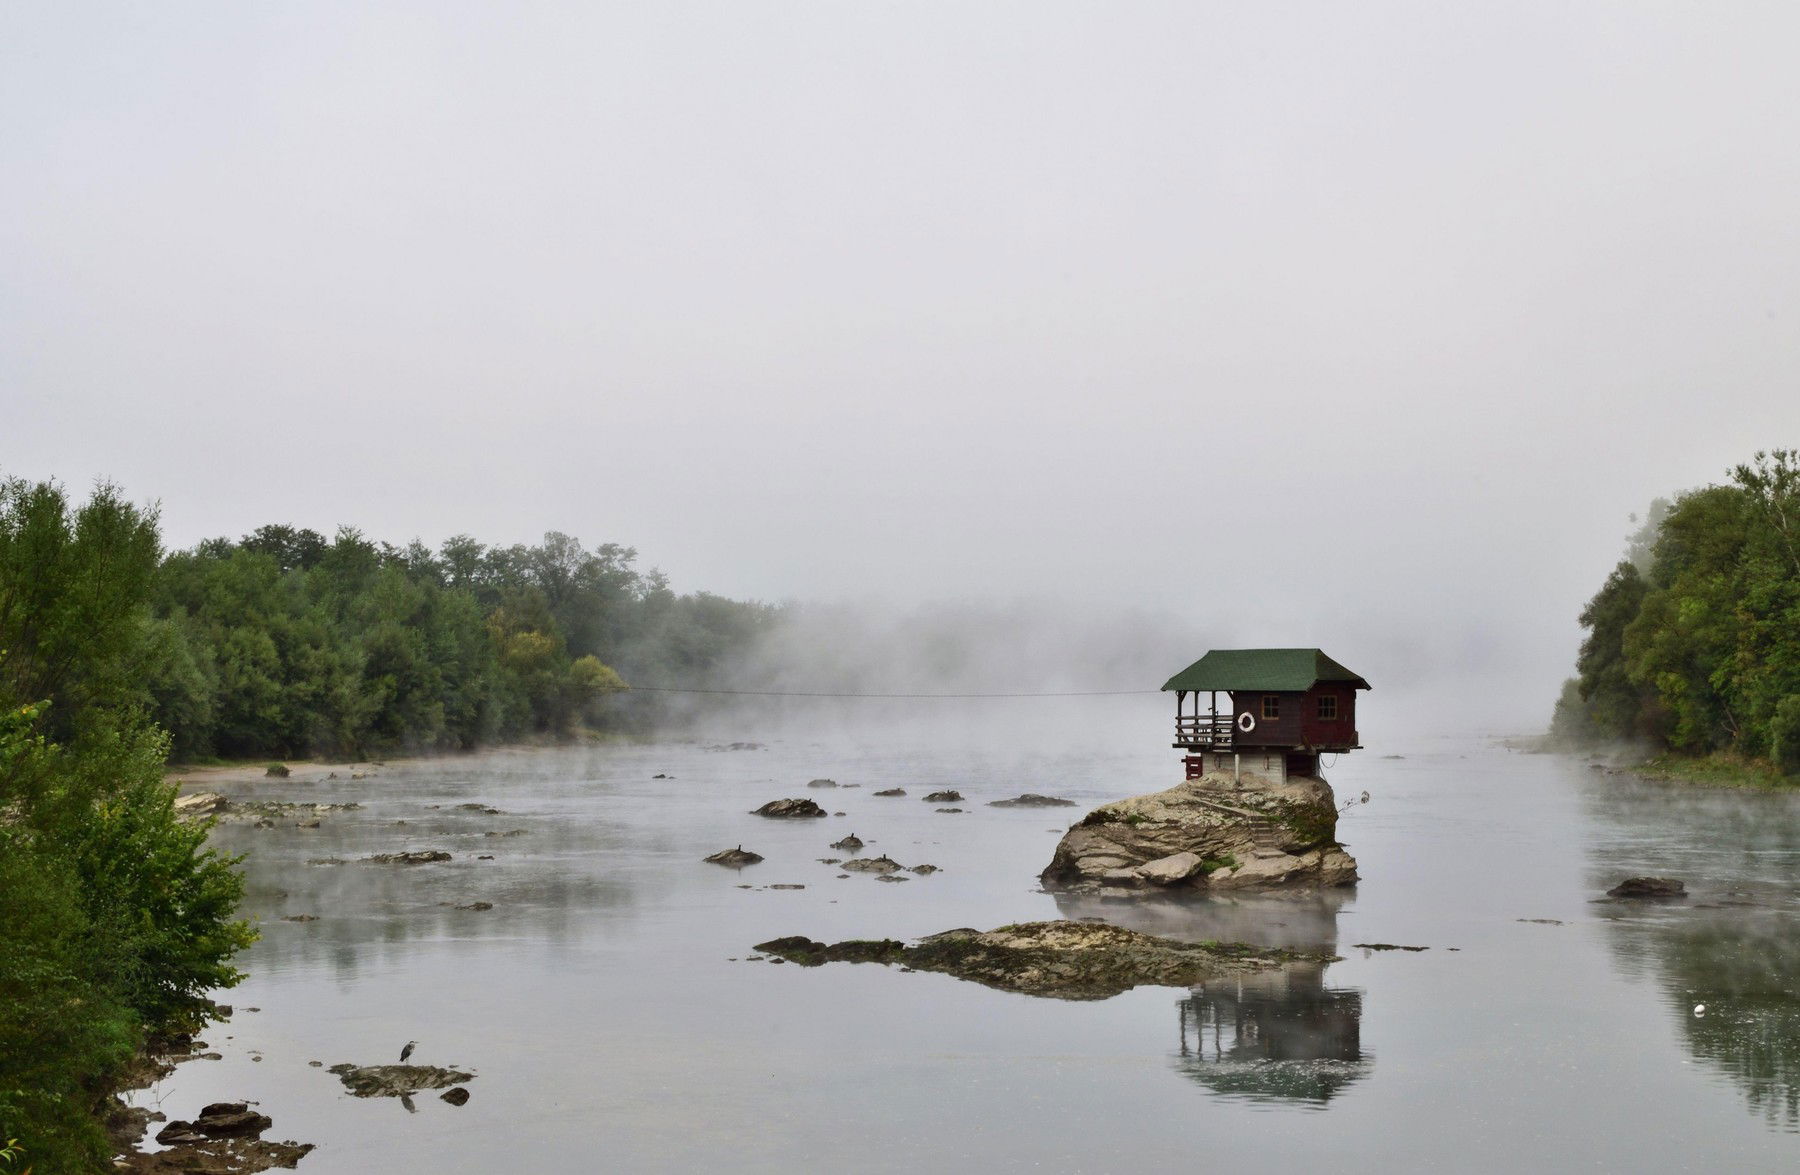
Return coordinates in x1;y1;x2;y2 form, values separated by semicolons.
752;798;828;819
923;790;964;803
807;778;839;788
366;850;453;864
830;834;865;851
873;788;907;797
175;793;363;825
327;1062;475;1098
704;846;765;867
988;793;1078;808
1041;772;1356;895
840;856;904;874
1607;877;1686;899
440;1087;471;1106
754;920;1327;1001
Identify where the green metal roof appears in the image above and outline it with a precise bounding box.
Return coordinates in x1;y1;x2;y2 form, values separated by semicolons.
1161;648;1371;693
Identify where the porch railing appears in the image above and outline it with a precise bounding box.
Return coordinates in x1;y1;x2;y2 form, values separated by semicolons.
1174;714;1235;748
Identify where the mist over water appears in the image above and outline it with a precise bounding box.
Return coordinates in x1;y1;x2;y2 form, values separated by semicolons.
140;726;1800;1172
675;597;1517;751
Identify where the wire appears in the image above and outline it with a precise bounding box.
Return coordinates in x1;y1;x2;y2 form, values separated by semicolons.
621;685;1160;699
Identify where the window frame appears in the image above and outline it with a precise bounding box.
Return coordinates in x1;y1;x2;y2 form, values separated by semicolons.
1317;694;1338;721
1261;694;1280;720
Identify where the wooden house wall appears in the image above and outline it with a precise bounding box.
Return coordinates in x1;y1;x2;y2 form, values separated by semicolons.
1229;690;1304;747
1301;682;1359;748
1226;685;1360;749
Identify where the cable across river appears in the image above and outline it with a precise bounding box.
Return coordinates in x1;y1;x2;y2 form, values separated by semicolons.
619;685;1162;699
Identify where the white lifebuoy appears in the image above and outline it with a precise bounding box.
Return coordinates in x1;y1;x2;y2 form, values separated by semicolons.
1237;712;1256;733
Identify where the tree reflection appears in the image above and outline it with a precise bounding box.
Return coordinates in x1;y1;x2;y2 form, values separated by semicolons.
1576;765;1800;1131
1606;911;1800;1130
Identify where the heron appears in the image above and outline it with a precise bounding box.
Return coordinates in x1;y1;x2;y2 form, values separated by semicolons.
400;1040;418;1063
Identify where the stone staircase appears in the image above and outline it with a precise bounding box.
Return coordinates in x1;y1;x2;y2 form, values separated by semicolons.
1185;795;1290;857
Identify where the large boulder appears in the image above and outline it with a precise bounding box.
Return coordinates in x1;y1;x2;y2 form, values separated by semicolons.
1041;771;1357;895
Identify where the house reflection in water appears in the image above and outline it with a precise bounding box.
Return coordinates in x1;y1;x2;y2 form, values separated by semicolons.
1174;964;1370;1106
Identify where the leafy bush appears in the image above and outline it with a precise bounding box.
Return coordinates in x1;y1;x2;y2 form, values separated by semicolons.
1772;696;1800;778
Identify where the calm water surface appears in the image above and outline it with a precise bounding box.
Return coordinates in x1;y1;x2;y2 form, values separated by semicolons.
139;718;1800;1172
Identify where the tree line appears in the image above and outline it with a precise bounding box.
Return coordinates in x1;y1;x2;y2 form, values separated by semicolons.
145;522;780;761
1552;450;1800;778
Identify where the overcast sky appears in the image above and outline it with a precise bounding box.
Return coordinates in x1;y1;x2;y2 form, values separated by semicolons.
4;3;1797;726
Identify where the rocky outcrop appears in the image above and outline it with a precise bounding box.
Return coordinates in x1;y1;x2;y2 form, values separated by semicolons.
174;793;363;825
156;1104;270;1143
327;1063;474;1098
922;790;964;803
751;798;828;818
754;920;1329;1000
988;794;1077;808
1041;772;1356;895
126;1103;313;1174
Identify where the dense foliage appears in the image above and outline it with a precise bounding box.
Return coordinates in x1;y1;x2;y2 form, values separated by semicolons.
143;526;780;760
0;479;255;1173
1552;451;1800;776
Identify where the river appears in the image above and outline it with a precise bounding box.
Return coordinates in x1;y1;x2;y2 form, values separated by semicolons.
136;711;1800;1172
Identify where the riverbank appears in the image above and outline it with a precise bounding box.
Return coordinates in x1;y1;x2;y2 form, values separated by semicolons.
1630;751;1797;791
1521;737;1797;792
163;730;666;789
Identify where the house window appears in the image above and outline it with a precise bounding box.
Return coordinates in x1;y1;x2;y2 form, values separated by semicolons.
1317;695;1338;721
1261;695;1280;720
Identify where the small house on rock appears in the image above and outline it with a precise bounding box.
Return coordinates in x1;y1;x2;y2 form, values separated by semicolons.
1164;649;1369;783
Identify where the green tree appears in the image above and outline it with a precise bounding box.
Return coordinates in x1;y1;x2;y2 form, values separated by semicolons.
0;478;252;1172
1573;561;1650;739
